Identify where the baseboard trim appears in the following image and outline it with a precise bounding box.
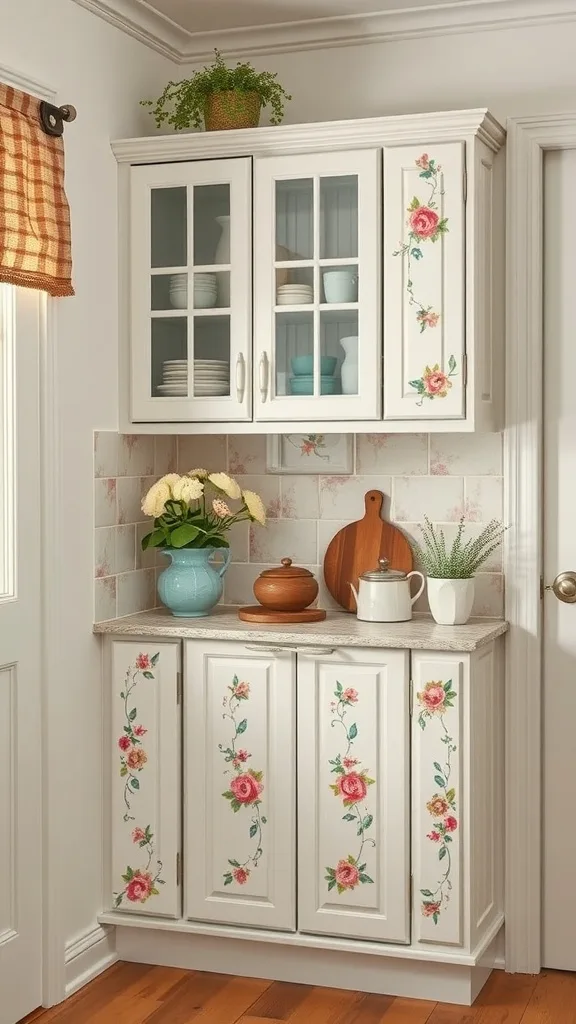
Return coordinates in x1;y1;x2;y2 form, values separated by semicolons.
64;924;117;997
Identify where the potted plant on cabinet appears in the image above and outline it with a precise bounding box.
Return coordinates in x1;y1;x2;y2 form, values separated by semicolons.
143;49;292;132
141;470;266;618
413;516;507;625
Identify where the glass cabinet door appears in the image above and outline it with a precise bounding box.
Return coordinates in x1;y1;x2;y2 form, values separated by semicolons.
130;158;251;422
254;150;381;422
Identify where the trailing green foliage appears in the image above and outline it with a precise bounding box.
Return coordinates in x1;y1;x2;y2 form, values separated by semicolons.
142;49;291;130
413;515;507;579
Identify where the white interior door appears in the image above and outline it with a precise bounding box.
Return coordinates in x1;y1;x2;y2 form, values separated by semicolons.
543;149;576;969
0;286;42;1023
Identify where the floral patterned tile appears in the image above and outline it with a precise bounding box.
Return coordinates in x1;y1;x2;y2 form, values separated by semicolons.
177;435;227;474
393;476;464;524
472;573;504;617
228;520;249;563
430;433;503;476
117;477;147;526
94;576;116;623
115;524;136;574
224;563;271;606
249;519;317;565
95;478;117;528
280;476;319;519
319;475;392;522
227;435;267;475
317;519;349;568
235;474;281;519
94;431;119;478
356;434;428;476
463;477;504;523
118;434;155;477
95;527;115;578
136;521;159;570
154;435;177;474
117;568;157;618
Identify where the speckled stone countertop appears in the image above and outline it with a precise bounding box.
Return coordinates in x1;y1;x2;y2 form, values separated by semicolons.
94;607;507;652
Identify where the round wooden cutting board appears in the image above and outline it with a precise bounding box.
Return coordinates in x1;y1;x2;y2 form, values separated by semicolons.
238;606;327;624
323;489;413;612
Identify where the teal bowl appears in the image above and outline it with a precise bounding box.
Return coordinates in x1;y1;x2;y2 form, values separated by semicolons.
289;375;341;396
291;355;338;377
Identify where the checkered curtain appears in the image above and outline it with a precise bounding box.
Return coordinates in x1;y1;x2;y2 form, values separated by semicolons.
0;84;74;296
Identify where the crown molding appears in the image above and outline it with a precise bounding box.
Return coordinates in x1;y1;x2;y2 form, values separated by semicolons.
111;107;505;163
71;0;576;63
0;62;55;100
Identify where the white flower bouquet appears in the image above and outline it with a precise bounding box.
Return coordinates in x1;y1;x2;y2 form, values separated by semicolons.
141;469;266;552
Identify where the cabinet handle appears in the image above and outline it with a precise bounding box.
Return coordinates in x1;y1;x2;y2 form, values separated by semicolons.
259;352;269;403
244;644;336;656
296;647;336;656
236;353;246;403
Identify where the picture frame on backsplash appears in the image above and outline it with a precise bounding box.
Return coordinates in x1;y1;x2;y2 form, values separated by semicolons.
266;434;353;475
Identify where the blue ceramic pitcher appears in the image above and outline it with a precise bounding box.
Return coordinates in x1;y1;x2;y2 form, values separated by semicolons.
157;547;231;617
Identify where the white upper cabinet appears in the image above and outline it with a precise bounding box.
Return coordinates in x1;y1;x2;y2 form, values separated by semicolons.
253;149;381;422
130;158;252;423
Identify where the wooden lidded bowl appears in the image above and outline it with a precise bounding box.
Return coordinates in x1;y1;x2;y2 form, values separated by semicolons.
253;558;319;612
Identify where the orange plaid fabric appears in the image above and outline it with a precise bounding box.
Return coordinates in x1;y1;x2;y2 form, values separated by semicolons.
0;84;73;296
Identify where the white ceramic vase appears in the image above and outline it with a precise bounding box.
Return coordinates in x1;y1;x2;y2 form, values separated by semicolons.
215;215;230;307
340;335;359;394
427;577;475;625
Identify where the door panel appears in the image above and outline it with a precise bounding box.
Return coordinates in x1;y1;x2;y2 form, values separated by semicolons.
109;640;181;918
297;647;410;942
383;142;465;420
185;641;296;930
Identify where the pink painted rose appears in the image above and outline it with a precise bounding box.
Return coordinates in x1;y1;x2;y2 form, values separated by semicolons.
126;747;148;771
230;772;263;805
418;681;446;713
423;368;452;398
415;153;430;170
118;735;131;752
409;205;439;239
417;310;440;329
133;725;147;737
234;681;250;699
334;859;359;890
337;771;367;804
131;827;146;843
126;871;153;903
343;756;359;769
427;830;441;842
342;688;358;703
444;816;458;832
427;795;449;817
136;654;150;670
236;749;249;762
422;900;442;917
233;866;250;885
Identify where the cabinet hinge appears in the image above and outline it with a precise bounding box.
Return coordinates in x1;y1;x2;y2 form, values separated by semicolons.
176;852;182;886
463;170;467;203
462;354;468;388
176;671;182;705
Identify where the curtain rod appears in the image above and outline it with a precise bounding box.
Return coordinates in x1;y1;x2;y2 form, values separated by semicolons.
39;101;77;137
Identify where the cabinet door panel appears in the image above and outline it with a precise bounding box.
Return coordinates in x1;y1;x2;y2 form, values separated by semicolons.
110;641;181;917
130;158;251;423
412;652;464;945
185;641;296;930
383;142;465;420
254;149;381;422
298;648;410;942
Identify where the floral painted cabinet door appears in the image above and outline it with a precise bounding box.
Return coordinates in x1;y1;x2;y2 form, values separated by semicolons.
383;143;465;420
185;640;296;930
297;648;410;942
109;641;181;917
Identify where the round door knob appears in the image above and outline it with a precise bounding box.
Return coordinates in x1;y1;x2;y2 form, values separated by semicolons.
546;571;576;603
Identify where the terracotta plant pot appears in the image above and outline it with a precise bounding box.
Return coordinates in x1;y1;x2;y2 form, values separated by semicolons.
253;558;319;612
204;91;261;131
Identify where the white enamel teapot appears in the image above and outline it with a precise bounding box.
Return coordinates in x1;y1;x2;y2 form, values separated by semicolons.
349;558;426;622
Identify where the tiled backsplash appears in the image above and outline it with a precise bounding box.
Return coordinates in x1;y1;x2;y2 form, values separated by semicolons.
94;431;504;622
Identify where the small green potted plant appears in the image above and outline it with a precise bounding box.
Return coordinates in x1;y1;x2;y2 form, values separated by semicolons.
142;49;291;133
413;516;507;625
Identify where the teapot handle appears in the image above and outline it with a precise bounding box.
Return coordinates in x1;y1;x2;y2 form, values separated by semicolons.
407;570;426;605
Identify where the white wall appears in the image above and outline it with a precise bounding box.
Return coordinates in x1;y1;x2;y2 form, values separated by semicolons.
182;20;576;126
1;0;173;973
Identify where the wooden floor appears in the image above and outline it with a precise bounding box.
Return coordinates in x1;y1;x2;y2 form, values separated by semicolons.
20;962;576;1024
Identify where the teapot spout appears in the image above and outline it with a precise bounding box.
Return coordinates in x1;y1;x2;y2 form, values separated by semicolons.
349;582;359;608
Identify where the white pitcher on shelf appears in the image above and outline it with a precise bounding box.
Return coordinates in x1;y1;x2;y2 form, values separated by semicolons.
215;215;230;307
340;335;358;394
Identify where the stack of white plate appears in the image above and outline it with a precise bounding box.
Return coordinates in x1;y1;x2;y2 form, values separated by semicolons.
276;283;314;306
157;359;230;398
169;275;187;310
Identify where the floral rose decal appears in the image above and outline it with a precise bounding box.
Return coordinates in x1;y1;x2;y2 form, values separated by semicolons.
220;676;267;887
325;681;375;894
118;651;159;822
410;357;458;407
393;153;449;332
417;678;458;925
113;822;165;908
